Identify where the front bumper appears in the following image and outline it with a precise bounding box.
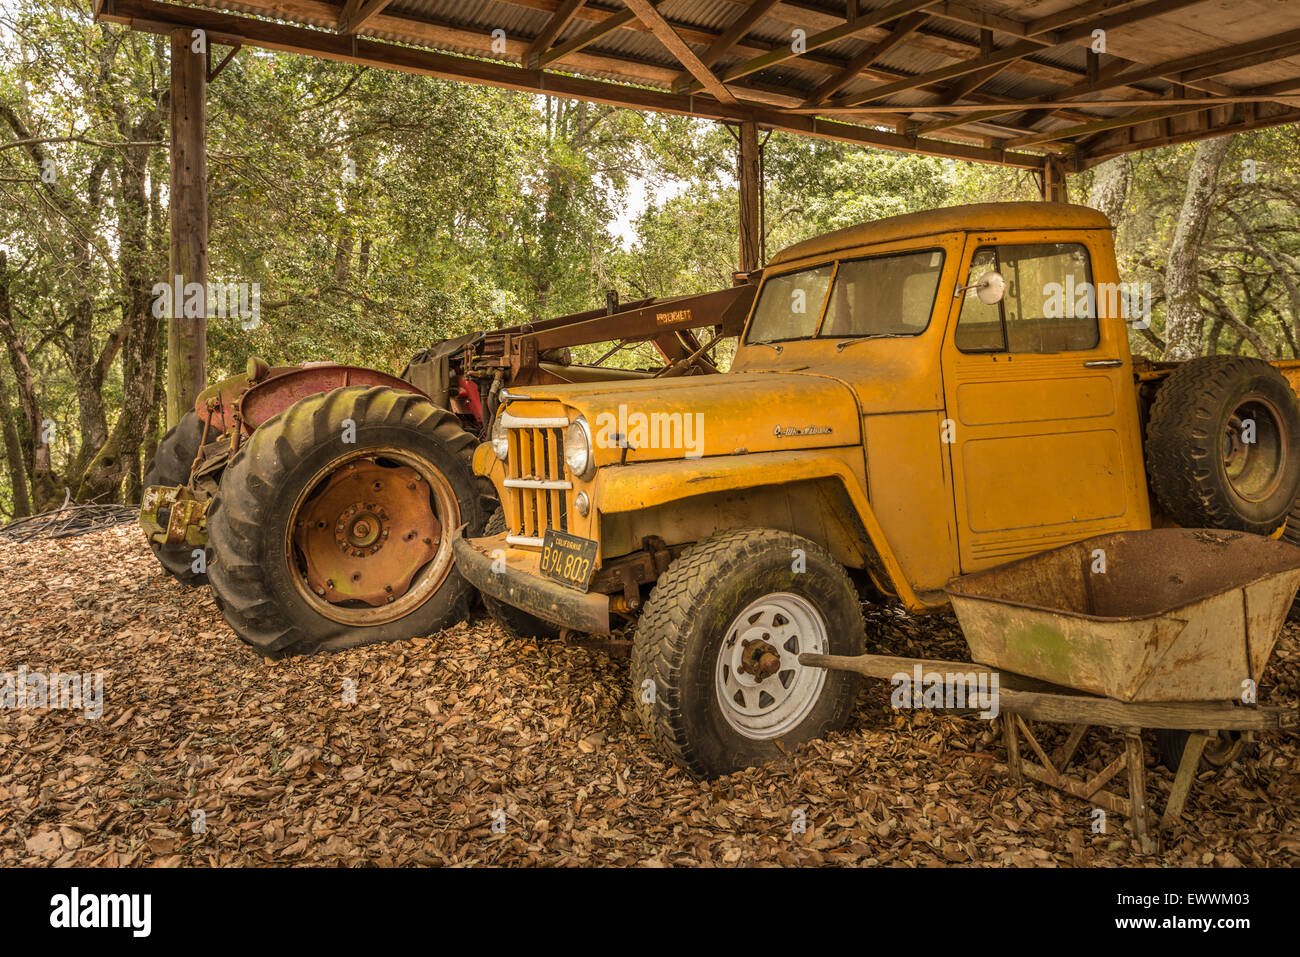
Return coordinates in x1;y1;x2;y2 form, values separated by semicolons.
453;527;611;635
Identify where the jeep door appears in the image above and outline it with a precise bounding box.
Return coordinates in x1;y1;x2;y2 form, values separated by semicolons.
938;230;1150;573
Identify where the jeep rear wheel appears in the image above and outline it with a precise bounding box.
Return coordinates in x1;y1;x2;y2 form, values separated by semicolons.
142;410;211;587
631;528;863;778
206;385;484;658
1145;356;1300;534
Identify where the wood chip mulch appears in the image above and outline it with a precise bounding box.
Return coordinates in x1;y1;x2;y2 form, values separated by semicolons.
1;525;1296;867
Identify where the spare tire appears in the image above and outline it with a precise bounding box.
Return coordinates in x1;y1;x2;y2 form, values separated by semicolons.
1145;356;1300;535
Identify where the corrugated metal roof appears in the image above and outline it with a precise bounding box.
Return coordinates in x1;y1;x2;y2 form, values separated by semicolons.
97;0;1300;169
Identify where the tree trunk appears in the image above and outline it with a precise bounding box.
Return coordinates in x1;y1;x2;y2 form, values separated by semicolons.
0;371;32;518
1164;135;1233;361
1086;155;1130;225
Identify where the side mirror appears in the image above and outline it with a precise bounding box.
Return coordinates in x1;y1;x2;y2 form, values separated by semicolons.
975;271;1006;305
954;270;1006;305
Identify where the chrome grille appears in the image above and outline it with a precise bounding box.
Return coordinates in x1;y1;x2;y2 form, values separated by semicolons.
502;414;570;546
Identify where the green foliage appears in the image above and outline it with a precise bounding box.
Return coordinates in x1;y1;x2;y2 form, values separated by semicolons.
1;0;1297;518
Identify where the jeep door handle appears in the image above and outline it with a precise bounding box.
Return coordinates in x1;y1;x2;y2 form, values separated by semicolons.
1083;359;1122;368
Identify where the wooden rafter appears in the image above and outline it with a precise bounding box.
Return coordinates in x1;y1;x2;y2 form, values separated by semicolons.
540;9;636;67
670;0;782;93
929;28;1300;137
623;0;739;105
1004;77;1300;148
524;0;587;70
835;0;1205;109
95;0;1048;168
93;0;1300;168
702;0;940;90
337;0;392;36
801;10;929;107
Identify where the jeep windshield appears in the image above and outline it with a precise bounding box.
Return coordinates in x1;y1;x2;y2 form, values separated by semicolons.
745;248;945;345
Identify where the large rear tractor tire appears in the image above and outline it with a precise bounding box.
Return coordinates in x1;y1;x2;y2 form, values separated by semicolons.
142;410;211;587
1145;356;1300;535
206;385;485;658
631;528;864;778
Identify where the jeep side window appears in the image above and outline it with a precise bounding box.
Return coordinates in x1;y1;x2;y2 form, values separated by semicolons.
955;243;1099;353
819;248;944;338
745;264;834;343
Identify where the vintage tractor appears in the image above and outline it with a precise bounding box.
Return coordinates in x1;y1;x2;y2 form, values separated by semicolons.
139;285;755;657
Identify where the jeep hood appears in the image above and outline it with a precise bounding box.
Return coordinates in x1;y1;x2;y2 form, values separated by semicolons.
509;372;860;464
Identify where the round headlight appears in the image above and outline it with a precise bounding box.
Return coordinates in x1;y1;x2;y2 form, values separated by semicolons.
564;417;595;480
490;414;509;461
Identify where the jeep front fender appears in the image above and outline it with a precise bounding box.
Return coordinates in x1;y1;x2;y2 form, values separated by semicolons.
592;450;924;611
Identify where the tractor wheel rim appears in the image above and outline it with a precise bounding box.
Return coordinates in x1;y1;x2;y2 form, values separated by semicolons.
288;447;459;625
1222;394;1286;504
713;592;828;740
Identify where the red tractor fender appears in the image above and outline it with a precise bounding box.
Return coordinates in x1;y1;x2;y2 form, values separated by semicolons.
193;362;430;439
238;364;429;432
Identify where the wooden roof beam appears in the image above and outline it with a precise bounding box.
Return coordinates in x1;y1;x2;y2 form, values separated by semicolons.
623;0;739;104
524;0;587;69
541;10;642;67
801;10;930;107
670;0;783;93
835;0;1206;109
94;0;1047;169
961;30;1300;138
695;0;941;90
337;0;393;36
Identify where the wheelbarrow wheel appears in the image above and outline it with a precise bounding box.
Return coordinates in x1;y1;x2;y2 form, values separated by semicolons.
1145;355;1300;535
1155;729;1256;773
142;409;211;587
631;528;863;778
479;507;559;641
205;385;485;658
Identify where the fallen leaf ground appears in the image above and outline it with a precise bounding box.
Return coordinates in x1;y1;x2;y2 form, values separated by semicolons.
1;525;1296;866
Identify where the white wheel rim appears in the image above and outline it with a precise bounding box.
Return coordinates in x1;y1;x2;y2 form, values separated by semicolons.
713;592;829;740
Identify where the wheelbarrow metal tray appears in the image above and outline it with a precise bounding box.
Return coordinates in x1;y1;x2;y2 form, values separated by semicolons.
943;528;1300;702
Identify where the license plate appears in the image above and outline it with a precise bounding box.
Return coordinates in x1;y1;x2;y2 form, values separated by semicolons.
540;529;599;592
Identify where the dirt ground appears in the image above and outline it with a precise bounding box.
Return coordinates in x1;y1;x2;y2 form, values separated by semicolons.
0;524;1296;867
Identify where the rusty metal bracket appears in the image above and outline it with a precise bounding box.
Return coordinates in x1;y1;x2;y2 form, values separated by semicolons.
140;485;210;547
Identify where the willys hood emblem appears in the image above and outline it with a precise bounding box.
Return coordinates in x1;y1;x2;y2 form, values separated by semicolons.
774;425;833;437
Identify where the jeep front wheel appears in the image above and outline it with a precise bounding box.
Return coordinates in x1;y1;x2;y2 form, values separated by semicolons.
631;528;863;778
206;385;484;658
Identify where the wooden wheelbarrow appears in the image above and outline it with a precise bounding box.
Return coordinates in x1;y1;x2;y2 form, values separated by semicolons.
803;528;1300;853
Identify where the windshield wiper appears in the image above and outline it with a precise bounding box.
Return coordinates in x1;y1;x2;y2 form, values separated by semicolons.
835;333;912;352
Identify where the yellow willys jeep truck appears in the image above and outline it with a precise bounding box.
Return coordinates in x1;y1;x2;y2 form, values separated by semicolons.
454;202;1300;778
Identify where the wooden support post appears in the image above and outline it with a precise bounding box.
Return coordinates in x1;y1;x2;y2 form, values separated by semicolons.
737;119;762;274
1040;155;1070;203
168;28;208;429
